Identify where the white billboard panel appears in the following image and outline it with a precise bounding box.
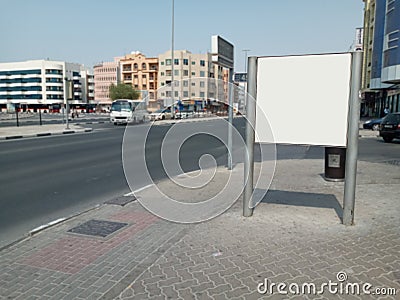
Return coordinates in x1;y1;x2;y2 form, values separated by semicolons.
255;53;352;146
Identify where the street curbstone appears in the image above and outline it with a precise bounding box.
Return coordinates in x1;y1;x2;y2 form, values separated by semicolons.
5;135;24;140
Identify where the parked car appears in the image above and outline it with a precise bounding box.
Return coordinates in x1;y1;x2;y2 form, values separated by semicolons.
379;112;400;143
363;117;383;130
149;109;172;121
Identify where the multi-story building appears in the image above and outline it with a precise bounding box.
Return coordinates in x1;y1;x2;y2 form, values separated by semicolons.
82;71;95;103
0;60;91;111
120;52;159;110
362;0;400;117
93;58;120;105
158;50;218;111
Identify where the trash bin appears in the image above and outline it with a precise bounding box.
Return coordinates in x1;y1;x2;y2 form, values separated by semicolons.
324;147;346;181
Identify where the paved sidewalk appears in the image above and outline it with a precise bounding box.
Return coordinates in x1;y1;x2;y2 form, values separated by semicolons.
0;124;93;140
0;158;399;299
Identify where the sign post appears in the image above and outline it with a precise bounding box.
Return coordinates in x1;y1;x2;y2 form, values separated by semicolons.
211;35;234;170
245;52;360;224
343;51;362;225
243;56;257;217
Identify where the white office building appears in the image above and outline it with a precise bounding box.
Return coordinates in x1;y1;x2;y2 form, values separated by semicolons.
0;60;91;111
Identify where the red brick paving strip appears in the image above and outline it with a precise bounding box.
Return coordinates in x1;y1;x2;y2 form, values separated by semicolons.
20;211;159;274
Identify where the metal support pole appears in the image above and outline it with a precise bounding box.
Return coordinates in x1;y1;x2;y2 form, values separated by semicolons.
66;98;70;130
243;50;250;117
343;51;363;226
16;105;20;127
243;56;257;217
227;68;234;170
65;78;71;130
39;108;42;126
171;0;175;119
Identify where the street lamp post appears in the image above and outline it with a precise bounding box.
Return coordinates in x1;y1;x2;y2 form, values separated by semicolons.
243;49;251;114
171;0;175;119
64;76;71;130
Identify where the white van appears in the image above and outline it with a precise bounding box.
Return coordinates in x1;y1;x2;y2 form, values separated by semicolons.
110;99;148;125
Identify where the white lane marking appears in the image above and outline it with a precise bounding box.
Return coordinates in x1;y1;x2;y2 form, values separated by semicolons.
124;184;154;196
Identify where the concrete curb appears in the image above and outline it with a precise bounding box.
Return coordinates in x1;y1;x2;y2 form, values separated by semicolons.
0;128;93;141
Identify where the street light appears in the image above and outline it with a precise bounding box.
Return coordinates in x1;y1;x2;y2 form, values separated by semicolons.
64;76;72;130
242;49;250;115
171;0;175;119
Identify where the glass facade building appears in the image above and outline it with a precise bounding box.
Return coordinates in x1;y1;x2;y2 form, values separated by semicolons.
363;0;400;117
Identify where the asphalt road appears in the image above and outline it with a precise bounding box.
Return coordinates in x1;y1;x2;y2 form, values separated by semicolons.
0;119;399;248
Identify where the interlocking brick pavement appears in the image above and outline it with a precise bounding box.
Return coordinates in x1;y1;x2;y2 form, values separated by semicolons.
118;160;400;300
0;159;399;299
0;204;189;299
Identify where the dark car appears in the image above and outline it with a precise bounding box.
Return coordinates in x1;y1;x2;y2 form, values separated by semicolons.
363;117;383;130
379;112;400;143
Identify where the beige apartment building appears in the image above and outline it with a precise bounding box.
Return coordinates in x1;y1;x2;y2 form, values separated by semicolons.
158;50;218;110
93;59;120;105
120;52;159;110
362;0;375;91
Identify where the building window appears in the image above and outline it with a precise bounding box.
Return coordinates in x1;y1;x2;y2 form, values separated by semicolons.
200;92;205;97
142;63;147;70
183;80;188;87
183;70;189;76
200;81;205;87
191;92;195;97
166;59;172;66
200;60;205;66
142;74;147;78
191;82;196;86
191;72;195;76
161;61;165;65
192;61;195;65
161;72;165;76
174;59;179;65
174;70;179;76
183;59;189;65
183;91;188;97
134;63;138;69
175;91;178;97
123;65;132;71
166;70;172;76
200;71;205;77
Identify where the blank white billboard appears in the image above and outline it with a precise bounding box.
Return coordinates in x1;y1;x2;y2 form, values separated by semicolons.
255;53;352;146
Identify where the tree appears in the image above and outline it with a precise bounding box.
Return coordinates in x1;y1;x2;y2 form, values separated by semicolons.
109;83;140;100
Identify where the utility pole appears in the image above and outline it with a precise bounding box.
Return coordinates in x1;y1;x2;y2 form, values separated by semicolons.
171;0;175;119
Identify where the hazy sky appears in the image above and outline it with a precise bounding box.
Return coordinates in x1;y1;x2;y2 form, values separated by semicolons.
1;0;364;72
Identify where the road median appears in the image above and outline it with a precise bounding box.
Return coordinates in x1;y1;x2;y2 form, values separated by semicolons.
0;124;93;140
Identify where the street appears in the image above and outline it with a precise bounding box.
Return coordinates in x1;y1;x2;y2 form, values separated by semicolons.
0;119;399;249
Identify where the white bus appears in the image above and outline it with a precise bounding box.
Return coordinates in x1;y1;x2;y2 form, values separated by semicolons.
110;99;148;125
